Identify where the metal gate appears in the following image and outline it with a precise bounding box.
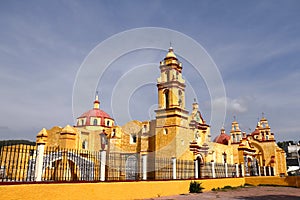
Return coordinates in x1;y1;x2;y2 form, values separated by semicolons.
125;155;137;180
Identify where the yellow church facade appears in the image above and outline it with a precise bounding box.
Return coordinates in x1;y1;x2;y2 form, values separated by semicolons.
34;47;286;180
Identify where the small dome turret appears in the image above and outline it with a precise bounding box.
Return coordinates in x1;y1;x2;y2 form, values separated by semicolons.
165;46;177;59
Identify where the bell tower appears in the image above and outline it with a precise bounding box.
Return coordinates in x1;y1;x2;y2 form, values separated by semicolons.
156;46;186;110
154;47;190;159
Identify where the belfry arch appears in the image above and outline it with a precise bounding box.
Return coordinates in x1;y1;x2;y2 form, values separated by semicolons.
163;89;170;109
249;140;265;166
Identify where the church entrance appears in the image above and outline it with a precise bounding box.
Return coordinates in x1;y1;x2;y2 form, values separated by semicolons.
196;155;203;179
125;155;138;180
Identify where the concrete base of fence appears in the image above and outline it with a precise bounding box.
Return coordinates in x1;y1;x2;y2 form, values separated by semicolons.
0;178;245;200
245;176;300;188
2;177;299;200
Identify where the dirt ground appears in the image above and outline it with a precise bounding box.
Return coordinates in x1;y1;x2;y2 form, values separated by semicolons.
145;186;300;200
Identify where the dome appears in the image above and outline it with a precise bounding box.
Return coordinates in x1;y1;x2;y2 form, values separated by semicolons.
214;128;231;145
76;94;114;127
251;129;260;136
78;109;112;125
165;47;177;58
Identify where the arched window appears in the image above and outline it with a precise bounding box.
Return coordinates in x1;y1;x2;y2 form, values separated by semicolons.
178;90;182;106
142;125;147;134
163;128;168;135
266;135;269;140
222;152;227;163
82;140;88;149
81;119;84;126
112;129;116;138
236;134;240;142
130;134;137;144
107;120;110;127
165;71;169;82
93;119;97;125
164;89;169;108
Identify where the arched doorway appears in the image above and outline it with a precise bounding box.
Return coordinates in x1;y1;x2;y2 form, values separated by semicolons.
195;155;203;179
125;155;137;180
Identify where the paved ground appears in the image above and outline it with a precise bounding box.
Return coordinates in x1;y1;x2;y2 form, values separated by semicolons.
145;186;300;200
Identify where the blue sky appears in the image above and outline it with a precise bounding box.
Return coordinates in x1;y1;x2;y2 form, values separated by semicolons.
0;0;299;142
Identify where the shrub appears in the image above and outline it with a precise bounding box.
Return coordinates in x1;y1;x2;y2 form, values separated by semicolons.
189;181;204;193
223;185;233;189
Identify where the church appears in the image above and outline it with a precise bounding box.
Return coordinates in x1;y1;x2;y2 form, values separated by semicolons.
36;47;287;180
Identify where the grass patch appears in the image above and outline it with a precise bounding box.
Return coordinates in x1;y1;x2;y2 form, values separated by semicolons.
212;184;252;192
258;184;296;188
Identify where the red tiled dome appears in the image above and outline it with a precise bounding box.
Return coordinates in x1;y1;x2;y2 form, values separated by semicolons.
77;108;112;126
76;94;114;127
214;132;231;145
251;129;260;136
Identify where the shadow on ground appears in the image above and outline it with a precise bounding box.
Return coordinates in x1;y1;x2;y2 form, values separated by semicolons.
236;195;300;200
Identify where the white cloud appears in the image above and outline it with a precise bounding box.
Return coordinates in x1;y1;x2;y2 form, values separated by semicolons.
207;96;249;114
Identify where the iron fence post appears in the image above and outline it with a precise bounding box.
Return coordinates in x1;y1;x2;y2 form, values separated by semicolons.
172;157;176;180
211;161;216;178
100;150;106;181
241;162;245;177
194;160;198;179
142;154;147;180
235;163;239;177
35;144;45;181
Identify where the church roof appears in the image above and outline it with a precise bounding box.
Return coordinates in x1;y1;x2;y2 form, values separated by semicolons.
61;125;77;134
251;128;260;136
37;128;48;137
78;109;112;120
213;128;231;145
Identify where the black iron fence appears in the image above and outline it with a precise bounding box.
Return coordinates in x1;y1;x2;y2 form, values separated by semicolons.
200;162;212;178
0;144;36;182
176;159;194;179
155;157;172;180
0;143;276;183
41;147;101;181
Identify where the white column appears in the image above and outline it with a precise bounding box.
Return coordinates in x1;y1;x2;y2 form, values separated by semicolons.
258;165;261;176
241;163;245;177
194;160;198;179
264;166;266;176
225;163;228;178
172;157;176;180
35;144;45;181
273;166;276;176
235;163;239;177
268;166;271;176
100;150;106;181
142;154;147;180
211;161;216;178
